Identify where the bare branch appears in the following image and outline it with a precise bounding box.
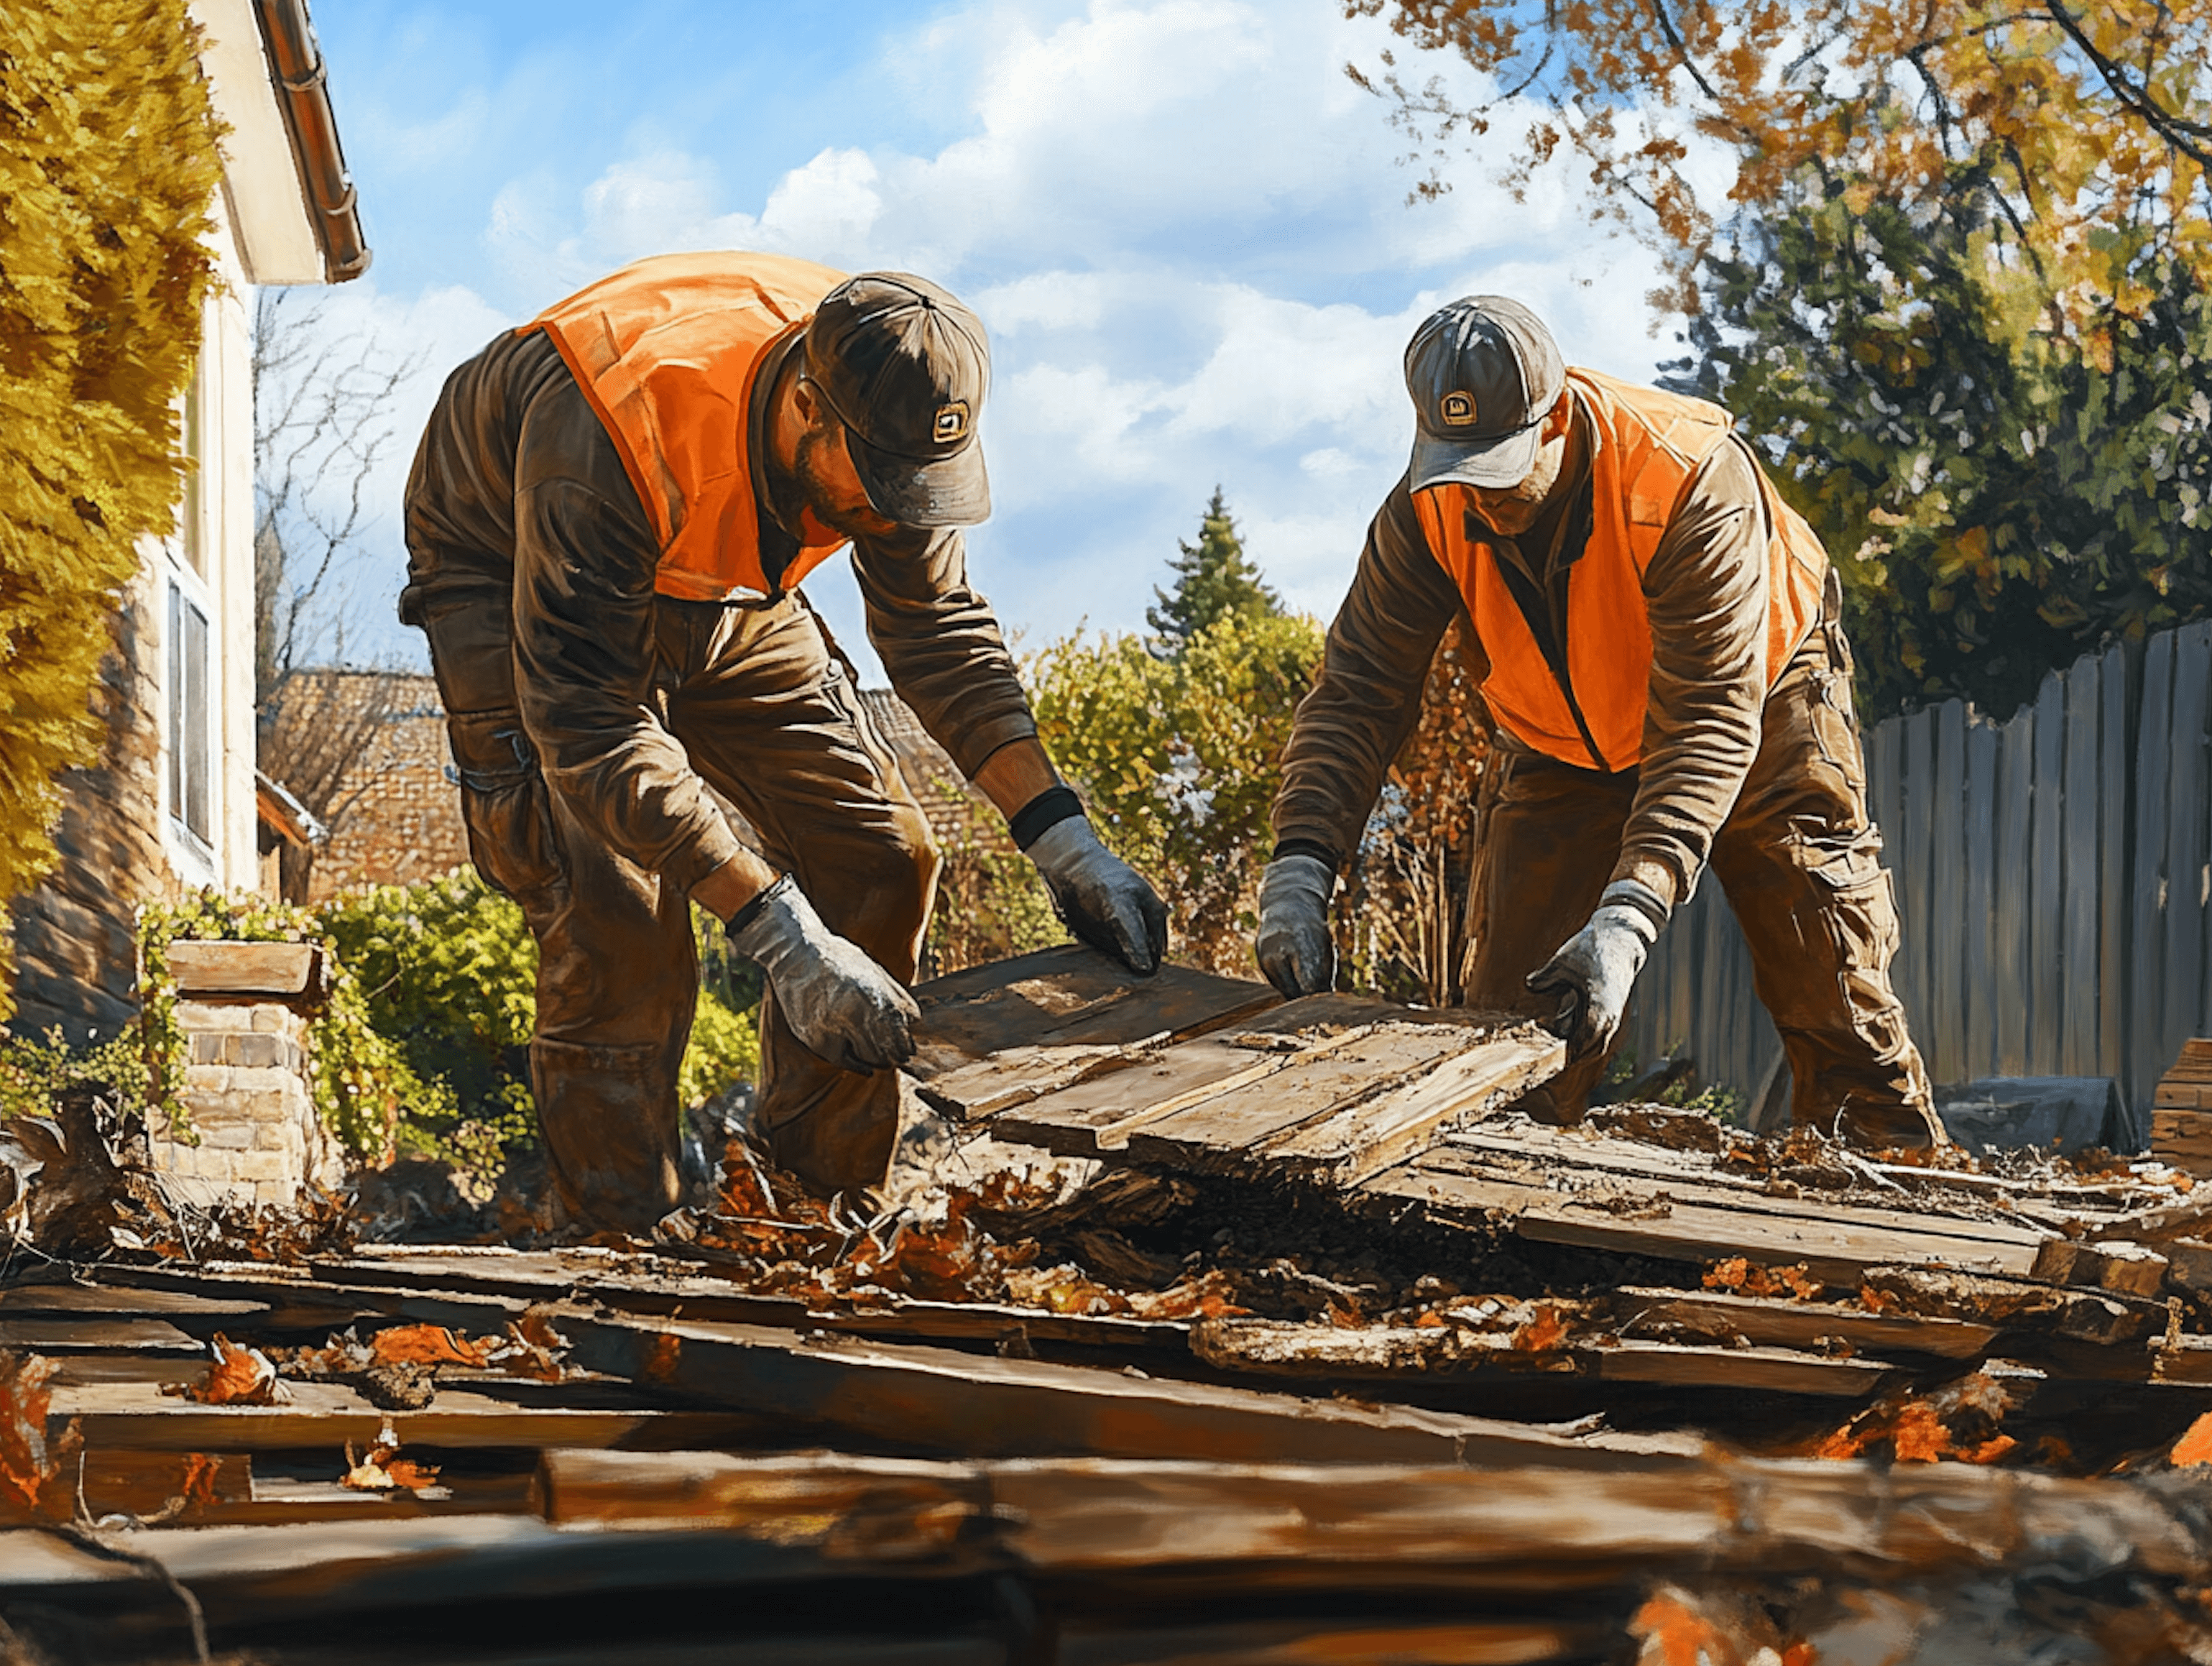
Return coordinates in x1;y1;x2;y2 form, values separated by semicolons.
2037;0;2212;170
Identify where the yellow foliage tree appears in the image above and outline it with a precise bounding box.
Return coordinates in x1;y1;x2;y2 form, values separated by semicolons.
0;0;223;1018
1347;0;2212;321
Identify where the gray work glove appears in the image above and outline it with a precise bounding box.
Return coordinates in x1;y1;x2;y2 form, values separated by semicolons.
1526;878;1668;1059
1254;853;1336;998
1026;817;1169;975
727;877;918;1074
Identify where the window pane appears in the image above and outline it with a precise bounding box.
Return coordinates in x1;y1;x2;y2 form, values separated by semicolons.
180;359;206;576
183;596;210;839
167;583;184;818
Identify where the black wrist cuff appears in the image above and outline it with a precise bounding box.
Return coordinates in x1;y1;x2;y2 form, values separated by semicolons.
1270;839;1340;873
1009;786;1085;851
724;874;791;939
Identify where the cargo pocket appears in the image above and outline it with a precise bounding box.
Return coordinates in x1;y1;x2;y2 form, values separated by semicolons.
446;709;566;903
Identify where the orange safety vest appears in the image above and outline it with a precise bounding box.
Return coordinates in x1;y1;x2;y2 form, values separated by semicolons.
1412;369;1828;772
522;252;851;603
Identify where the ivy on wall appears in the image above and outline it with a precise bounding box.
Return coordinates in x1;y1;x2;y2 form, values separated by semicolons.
0;0;224;1018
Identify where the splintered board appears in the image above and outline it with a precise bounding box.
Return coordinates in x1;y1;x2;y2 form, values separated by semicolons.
905;944;1280;1120
990;996;1565;1187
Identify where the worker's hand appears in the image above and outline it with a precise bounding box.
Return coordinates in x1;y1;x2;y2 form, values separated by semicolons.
1525;879;1668;1059
1026;818;1169;975
726;877;919;1074
1254;854;1336;998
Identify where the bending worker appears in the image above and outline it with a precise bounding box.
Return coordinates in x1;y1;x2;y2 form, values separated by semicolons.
1255;296;1945;1149
402;252;1167;1228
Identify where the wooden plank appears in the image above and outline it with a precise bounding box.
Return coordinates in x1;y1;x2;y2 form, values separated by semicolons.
1894;706;1934;1046
0;1317;199;1353
1591;1339;1892;1396
1996;707;2037;1075
540;1450;2204;1584
0;1282;269;1320
1424;1135;2052;1253
552;1308;1697;1471
1364;1157;2048;1282
2063;652;2103;1076
1614;1286;1999;1361
53;1379;773;1453
906;944;1277;1081
2030;668;2067;1074
1263;1030;1565;1187
165;939;322;998
1930;697;1968;1080
1122;1025;1477;1170
911;1039;1161;1122
2102;641;2134;1132
990;994;1415;1155
2164;625;2212;1098
1963;715;1999;1081
2132;630;2177;1114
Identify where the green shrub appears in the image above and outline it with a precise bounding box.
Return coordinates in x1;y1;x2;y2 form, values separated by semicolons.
0;0;224;1019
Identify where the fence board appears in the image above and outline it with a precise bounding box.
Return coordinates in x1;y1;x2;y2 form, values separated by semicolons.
2029;672;2066;1075
2127;630;2174;1126
1963;718;1999;1082
2063;658;2102;1075
2101;643;2134;1136
1996;712;2035;1077
2162;626;2212;1089
1895;707;1935;1043
1929;699;1968;1079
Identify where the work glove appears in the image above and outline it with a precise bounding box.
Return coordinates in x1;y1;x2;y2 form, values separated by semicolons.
1525;878;1668;1059
1254;853;1336;998
727;877;918;1074
1026;817;1169;975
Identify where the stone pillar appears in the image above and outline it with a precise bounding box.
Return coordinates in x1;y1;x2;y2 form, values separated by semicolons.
149;940;346;1208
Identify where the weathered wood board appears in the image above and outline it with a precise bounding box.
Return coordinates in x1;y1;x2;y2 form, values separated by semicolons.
990;996;1564;1185
905;944;1279;1118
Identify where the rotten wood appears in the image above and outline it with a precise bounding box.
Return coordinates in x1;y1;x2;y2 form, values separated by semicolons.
1614;1286;1999;1361
906;944;1277;1085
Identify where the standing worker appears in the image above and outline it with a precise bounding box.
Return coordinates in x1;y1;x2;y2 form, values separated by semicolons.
401;252;1168;1229
1255;297;1944;1149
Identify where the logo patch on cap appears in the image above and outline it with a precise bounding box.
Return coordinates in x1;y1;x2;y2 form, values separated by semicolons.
933;400;971;446
1441;391;1479;428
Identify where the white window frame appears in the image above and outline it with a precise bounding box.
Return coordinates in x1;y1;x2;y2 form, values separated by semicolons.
162;362;218;883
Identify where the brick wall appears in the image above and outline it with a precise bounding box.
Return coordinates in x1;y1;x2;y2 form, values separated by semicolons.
8;564;172;1044
305;672;469;901
308;679;1010;901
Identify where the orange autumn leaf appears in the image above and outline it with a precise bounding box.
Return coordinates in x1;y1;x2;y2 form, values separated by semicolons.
1630;1593;1747;1666
1703;1257;1752;1292
0;1350;68;1517
1889;1402;1953;1463
188;1335;287;1407
369;1325;494;1368
1511;1304;1569;1351
2171;1412;2212;1467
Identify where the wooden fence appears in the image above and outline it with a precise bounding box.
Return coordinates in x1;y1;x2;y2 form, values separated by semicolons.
1626;621;2212;1146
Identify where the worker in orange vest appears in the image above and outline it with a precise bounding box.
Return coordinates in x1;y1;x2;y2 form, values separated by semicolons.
1256;297;1945;1149
401;253;1168;1229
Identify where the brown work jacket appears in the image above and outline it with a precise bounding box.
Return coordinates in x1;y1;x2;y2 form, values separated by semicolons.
1273;385;1825;915
400;323;1038;897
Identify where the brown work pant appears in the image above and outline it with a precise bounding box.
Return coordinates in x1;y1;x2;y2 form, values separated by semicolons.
418;591;938;1228
1461;620;1942;1148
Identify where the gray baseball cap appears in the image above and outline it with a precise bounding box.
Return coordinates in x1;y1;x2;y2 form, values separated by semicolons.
806;272;992;528
1404;295;1566;491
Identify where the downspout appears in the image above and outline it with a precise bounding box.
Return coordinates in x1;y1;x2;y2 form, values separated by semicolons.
254;0;371;282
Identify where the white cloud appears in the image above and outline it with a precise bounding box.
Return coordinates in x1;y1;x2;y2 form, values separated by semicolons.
311;0;1726;676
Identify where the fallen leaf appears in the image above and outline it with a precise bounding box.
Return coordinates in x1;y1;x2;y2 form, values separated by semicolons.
1511;1304;1570;1351
341;1442;441;1494
183;1335;290;1407
368;1325;494;1368
0;1350;69;1518
2171;1412;2212;1467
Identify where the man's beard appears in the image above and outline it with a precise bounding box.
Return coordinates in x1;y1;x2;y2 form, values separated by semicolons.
794;429;891;540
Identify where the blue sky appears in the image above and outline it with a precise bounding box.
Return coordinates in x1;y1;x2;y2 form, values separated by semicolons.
286;0;1707;677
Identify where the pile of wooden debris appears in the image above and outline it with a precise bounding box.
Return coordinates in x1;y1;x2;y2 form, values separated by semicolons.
3;946;2212;1663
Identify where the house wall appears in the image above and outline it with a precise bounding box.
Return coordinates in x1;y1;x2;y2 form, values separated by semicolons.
8;182;269;1040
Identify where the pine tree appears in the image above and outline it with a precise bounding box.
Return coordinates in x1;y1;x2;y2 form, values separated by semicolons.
1147;488;1281;652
